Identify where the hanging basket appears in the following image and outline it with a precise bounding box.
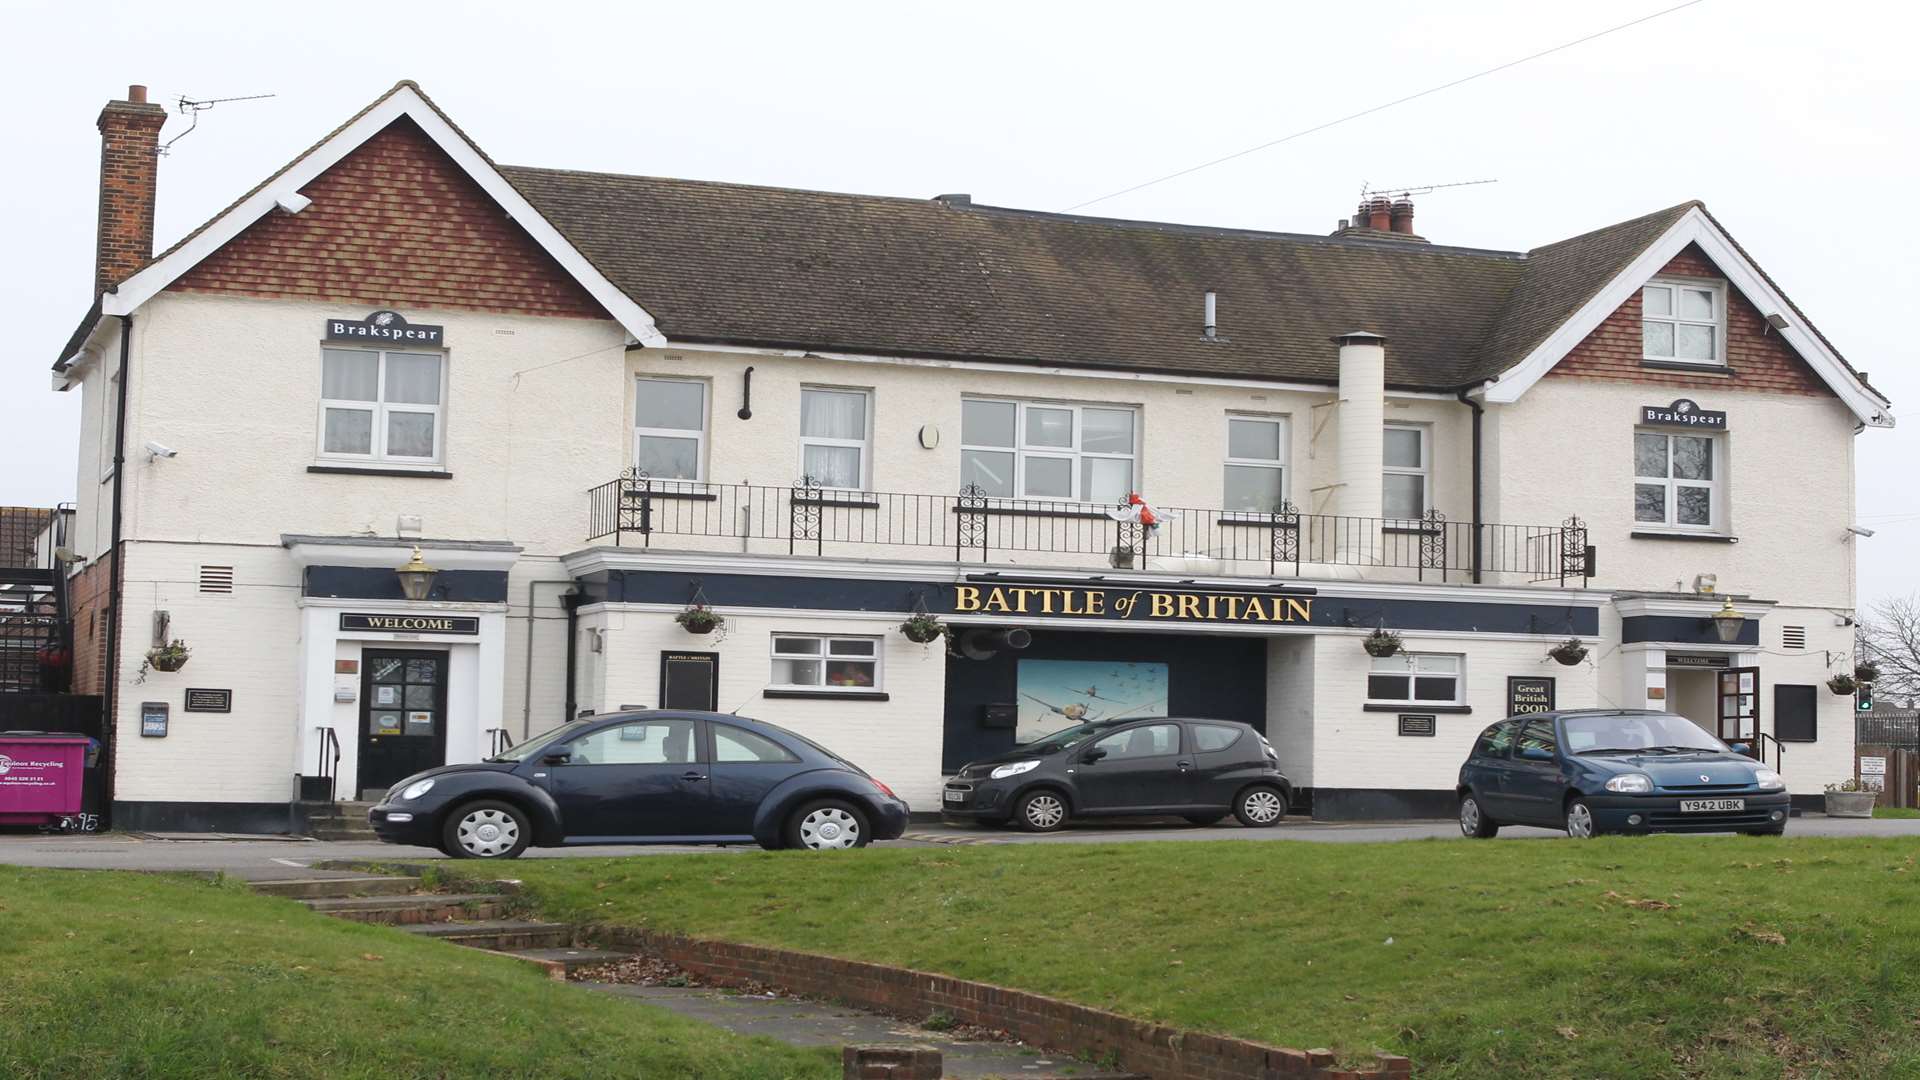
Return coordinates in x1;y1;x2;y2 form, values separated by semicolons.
1548;639;1589;667
676;606;725;635
899;613;945;645
145;640;191;673
1826;673;1857;696
1855;661;1880;684
1362;629;1403;658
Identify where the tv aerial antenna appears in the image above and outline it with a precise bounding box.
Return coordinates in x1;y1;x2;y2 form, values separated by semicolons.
1359;178;1498;199
159;92;277;156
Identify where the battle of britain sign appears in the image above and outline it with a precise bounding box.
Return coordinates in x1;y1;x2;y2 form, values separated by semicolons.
953;583;1313;625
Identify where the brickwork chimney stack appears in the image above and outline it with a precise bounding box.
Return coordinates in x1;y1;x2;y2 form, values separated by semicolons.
1389;197;1415;235
96;84;168;297
1365;196;1392;232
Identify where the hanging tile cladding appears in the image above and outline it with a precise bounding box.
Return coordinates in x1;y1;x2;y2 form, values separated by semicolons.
167;118;608;320
1546;245;1830;396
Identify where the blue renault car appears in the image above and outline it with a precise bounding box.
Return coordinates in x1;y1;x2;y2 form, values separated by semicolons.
1456;708;1790;838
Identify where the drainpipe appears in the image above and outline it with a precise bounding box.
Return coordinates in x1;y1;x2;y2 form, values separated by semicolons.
562;592;581;723
521;579;575;740
102;314;133;823
1454;382;1486;584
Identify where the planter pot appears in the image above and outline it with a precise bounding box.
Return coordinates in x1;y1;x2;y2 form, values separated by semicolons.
1824;790;1877;818
1550;648;1588;667
1827;677;1857;696
148;654;189;673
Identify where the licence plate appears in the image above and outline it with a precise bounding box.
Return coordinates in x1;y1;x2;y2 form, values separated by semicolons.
943;790;966;803
1679;798;1744;813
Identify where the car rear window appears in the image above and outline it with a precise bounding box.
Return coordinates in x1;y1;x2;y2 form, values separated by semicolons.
1190;724;1242;752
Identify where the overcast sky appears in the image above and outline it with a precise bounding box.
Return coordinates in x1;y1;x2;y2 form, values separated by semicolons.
3;0;1912;604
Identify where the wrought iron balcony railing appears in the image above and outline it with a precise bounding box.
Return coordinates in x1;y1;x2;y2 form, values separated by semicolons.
586;474;1594;586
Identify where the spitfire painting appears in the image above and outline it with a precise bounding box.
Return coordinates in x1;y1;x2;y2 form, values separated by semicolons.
1014;659;1169;743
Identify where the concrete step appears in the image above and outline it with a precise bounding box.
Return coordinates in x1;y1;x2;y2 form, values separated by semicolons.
251;875;420;899
504;947;632;974
306;827;381;842
404;920;573;951
304;894;512;925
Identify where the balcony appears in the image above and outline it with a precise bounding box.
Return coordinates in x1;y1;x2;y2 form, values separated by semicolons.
586;475;1594;587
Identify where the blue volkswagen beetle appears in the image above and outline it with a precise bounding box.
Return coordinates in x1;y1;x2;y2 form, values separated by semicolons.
368;710;910;858
1456;709;1790;838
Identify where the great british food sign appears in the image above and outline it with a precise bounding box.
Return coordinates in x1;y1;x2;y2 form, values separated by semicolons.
953;584;1313;625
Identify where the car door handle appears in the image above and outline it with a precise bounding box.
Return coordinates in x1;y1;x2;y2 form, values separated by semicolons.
679;771;706;782
1176;760;1193;771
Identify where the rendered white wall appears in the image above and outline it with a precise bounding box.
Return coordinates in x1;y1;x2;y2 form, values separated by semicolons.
1264;635;1316;787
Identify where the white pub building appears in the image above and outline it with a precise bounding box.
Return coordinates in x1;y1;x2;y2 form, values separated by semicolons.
50;82;1892;832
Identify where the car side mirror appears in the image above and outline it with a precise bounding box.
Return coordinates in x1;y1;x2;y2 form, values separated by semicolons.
1081;747;1107;763
1729;742;1751;755
541;751;572;765
1518;746;1555;763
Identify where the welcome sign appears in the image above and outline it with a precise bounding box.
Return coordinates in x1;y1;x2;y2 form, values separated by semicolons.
340;613;480;635
953;583;1313;625
324;310;445;346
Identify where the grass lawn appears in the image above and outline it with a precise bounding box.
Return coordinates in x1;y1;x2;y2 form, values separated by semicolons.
0;867;836;1080
1874;806;1920;819
503;837;1920;1079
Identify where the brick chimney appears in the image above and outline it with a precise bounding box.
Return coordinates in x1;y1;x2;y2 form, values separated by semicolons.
1389;197;1414;235
96;84;167;297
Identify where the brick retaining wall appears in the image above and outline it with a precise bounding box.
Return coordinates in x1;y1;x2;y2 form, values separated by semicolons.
595;926;1411;1080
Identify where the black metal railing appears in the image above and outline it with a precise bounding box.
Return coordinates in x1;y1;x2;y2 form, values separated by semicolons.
1;505;73;693
316;726;341;804
586;473;1594;585
486;727;516;757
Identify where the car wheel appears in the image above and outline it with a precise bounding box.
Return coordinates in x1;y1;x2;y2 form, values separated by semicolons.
785;799;871;850
442;800;530;860
1013;790;1069;833
1564;798;1600;839
1183;814;1227;827
1458;793;1499;838
1233;786;1286;828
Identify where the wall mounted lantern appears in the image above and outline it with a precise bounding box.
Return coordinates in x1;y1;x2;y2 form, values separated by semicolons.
1709;597;1745;644
395;546;439;602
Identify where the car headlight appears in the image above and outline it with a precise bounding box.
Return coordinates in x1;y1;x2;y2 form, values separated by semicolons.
990;760;1041;780
1753;769;1784;790
399;779;436;801
1604;773;1653;794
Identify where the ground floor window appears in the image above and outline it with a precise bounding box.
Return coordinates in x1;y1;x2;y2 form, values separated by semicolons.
1366;653;1463;705
769;634;881;690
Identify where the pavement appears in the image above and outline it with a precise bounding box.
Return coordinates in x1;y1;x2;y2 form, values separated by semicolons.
3;813;1917;878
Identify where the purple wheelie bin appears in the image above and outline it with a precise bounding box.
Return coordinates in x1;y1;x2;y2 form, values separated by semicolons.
0;733;91;827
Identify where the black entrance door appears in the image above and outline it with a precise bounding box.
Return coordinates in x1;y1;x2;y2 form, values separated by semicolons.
359;650;448;797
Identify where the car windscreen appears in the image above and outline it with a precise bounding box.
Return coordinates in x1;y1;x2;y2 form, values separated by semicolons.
1561;713;1729;754
486;719;596;762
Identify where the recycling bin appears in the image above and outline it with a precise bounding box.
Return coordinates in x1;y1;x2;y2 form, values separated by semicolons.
0;733;89;826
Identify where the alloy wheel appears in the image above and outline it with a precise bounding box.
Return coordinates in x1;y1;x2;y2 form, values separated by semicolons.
1459;797;1481;836
456;808;520;857
1240;789;1284;824
798;806;862;850
1024;794;1065;830
1566;802;1596;839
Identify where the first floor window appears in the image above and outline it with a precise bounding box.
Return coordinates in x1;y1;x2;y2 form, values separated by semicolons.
1382;423;1429;519
1634;430;1718;530
320;348;445;465
1367;653;1462;705
1642;280;1723;365
799;387;871;489
770;634;881;690
960;398;1136;502
1224;415;1288;513
635;376;707;481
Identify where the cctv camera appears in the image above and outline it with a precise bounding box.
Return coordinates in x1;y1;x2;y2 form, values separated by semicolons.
143;441;177;460
1846;525;1876;538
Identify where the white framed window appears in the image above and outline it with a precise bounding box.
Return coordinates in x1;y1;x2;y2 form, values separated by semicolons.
769;634;882;691
1223;415;1288;514
634;376;707;481
1382;423;1429;520
318;348;446;466
1641;280;1725;366
1367;653;1463;705
960;398;1137;503
799;387;871;490
1634;430;1720;531
99;364;121;482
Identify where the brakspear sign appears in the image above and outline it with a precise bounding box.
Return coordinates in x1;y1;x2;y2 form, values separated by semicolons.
953;583;1313;624
325;310;445;346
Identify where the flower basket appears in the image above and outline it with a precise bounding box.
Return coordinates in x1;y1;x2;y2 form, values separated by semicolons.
1826;673;1857;696
1824;779;1877;818
1362;629;1403;658
1548;639;1589;667
145;640;191;674
1855;661;1880;684
675;606;724;635
899;613;945;645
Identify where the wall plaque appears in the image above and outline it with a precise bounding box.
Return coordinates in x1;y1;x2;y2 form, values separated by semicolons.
1397;714;1437;737
1507;676;1556;716
324;310;445;346
340;613;479;635
140;701;169;738
1641;398;1727;430
183;688;232;713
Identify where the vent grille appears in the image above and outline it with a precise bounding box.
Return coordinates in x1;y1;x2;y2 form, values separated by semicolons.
1782;625;1806;650
198;565;234;594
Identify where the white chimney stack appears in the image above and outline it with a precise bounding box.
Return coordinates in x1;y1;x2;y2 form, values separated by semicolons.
1333;332;1387;524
